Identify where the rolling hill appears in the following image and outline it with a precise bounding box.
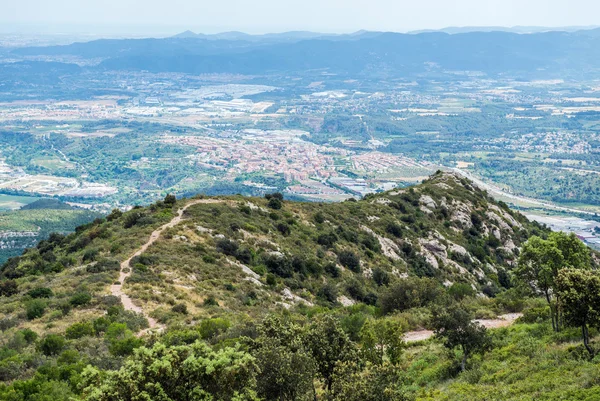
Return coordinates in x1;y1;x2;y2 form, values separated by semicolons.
4;172;600;401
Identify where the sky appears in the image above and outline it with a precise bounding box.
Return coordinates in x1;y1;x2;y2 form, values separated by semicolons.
2;0;600;35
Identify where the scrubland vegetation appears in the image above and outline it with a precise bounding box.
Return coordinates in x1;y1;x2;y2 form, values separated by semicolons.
1;172;599;400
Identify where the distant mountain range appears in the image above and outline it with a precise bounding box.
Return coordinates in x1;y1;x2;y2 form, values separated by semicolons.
408;25;600;34
7;27;600;78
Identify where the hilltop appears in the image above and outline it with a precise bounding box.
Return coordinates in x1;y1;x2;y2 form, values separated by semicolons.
0;172;546;331
4;172;600;401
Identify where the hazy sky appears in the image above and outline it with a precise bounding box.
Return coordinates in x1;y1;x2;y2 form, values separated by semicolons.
2;0;600;34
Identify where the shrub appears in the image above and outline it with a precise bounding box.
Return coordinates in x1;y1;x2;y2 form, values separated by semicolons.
265;192;283;201
82;248;99;262
164;193;177;206
123;210;144;228
317;232;338;248
172;304;188;314
20;328;38;344
106;208;123;221
93;317;111;335
266;273;277;286
380;277;445;314
386;222;403;238
346;279;366;301
318;283;338;305
0;317;19;331
324;263;340;278
38;334;66;356
519;307;551;324
106;323;143;356
199;318;230;340
25;299;46;320
26;287;53;299
66;322;95;339
264;254;293;278
276;222;291;236
0;280;18;297
87;259;120;273
448;283;475;301
338;250;361;273
203;296;219;307
372;268;390;286
236;247;253;264
70;292;92;307
268;197;282;210
216;238;239;256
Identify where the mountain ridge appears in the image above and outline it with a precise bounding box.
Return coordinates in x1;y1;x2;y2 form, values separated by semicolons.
8;28;600;78
0;172;550;333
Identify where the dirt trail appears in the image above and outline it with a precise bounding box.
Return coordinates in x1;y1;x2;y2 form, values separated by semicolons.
403;313;522;343
110;199;225;335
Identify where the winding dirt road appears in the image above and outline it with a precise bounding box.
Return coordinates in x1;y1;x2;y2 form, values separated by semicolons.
110;199;225;335
403;313;523;343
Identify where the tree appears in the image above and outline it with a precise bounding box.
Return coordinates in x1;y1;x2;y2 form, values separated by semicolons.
517;233;591;331
252;316;316;401
268;197;282;210
555;268;600;357
81;341;259;401
549;232;591;270
164;193;177;206
305;315;357;392
431;306;491;372
359;318;405;365
516;236;565;331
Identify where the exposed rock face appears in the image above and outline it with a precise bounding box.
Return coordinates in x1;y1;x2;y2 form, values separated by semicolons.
450;201;473;229
282;288;314;306
448;243;468;257
420;206;434;214
420;195;437;209
338;295;356;307
227;259;263;286
373;198;392;205
421;239;447;257
489;205;523;229
361;225;402;260
486;211;512;232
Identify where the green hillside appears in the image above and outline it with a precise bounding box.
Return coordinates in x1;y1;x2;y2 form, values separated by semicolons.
0;201;101;264
1;172;599;401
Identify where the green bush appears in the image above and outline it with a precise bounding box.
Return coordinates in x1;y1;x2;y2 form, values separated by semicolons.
66;322;95;339
69;292;92;307
26;287;53;299
338;250;361;273
518;307;551;324
38;334;66;356
172;303;188;314
198;318;230;340
25;299;46;320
